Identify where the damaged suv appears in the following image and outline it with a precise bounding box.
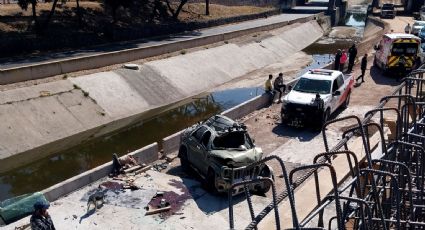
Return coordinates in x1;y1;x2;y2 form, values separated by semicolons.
178;115;273;194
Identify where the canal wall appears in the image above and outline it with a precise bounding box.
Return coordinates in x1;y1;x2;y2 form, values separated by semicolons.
42;143;158;202
0;19;329;173
0;14;320;85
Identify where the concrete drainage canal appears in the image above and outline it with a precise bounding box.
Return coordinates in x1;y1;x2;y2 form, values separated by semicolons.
0;10;368;202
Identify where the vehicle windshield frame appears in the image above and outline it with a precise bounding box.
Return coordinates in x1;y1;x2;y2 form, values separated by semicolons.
211;131;254;150
292;77;332;94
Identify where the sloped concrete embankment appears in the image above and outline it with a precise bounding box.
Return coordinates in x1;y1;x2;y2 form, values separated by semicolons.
0;14;318;85
0;20;326;173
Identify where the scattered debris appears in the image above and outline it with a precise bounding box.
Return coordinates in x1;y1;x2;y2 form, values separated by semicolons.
123;64;139;70
152;162;169;172
99;181;123;190
39;91;51;97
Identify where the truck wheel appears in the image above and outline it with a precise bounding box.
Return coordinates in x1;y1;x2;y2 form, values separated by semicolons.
342;92;350;109
206;169;218;193
254;165;273;195
179;147;190;173
319;109;330;129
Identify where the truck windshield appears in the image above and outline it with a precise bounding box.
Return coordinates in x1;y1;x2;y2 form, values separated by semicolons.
293;78;331;94
392;43;418;56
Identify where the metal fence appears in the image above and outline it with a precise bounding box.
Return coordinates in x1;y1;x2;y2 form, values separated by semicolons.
228;66;425;229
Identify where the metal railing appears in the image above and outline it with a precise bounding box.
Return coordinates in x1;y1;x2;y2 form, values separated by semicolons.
227;67;425;229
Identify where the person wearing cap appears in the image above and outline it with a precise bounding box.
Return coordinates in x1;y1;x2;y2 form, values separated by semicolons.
30;200;55;230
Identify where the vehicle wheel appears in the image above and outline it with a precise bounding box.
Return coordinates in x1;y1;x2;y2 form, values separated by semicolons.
206;169;218;193
179;147;190;173
319;109;330;129
254;165;273;195
342;92;351;109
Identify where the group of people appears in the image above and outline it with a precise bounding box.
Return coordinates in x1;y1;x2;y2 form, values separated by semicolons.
334;44;368;83
265;73;286;103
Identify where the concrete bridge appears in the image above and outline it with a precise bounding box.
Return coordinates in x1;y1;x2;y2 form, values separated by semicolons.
281;0;347;25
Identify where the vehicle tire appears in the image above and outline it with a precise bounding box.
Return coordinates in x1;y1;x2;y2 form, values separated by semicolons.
254;165;273;195
206;169;218;193
319;109;330;129
342;92;351;109
179;147;190;173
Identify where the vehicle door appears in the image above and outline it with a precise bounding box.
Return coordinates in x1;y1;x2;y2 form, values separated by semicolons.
195;130;212;175
330;75;343;112
187;126;208;168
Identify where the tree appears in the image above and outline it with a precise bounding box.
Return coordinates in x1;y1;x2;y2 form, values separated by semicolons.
76;0;82;27
205;0;210;16
103;0;133;23
165;0;188;20
43;0;59;30
17;0;39;32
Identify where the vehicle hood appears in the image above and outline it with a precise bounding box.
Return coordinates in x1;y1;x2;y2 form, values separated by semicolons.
284;90;330;105
209;147;263;166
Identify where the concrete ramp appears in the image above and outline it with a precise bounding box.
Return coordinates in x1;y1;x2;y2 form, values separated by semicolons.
0;20;326;172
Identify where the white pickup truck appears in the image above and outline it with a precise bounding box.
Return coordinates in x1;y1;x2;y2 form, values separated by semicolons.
281;69;354;128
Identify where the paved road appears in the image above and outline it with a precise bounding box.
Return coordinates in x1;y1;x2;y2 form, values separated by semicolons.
0;13;312;70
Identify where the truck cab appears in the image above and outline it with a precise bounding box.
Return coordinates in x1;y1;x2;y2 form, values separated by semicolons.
281;69;354;128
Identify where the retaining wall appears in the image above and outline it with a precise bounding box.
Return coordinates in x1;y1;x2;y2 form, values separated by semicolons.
0;14;320;85
42;143;158;202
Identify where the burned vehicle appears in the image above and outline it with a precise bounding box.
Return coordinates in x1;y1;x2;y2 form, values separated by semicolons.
178;115;273;194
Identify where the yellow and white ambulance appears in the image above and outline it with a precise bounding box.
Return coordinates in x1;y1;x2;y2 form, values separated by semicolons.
374;33;422;73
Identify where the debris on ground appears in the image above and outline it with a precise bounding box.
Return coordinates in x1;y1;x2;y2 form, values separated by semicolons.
152;162;169;172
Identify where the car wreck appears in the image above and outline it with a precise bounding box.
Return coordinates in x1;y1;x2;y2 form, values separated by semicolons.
178;115;273;195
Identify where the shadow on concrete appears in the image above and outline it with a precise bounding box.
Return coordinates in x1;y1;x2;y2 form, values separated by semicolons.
0;29;203;69
79;209;96;224
271;123;319;142
369;66;399;86
166;165;258;214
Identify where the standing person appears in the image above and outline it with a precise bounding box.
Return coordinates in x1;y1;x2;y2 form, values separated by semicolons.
339;49;348;72
357;54;368;83
348;44;358;72
30;200;56;230
265;74;275;103
405;23;411;34
274;73;286;103
334;49;342;70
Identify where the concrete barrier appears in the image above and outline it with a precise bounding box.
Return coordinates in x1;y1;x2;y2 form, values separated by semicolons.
221;94;270;120
162;130;185;156
42;142;158;202
0;15;320;85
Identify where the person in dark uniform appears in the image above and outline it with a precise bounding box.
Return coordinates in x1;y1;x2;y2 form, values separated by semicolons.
30;200;55;230
348;44;358;72
334;49;342;70
357;54;368;83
